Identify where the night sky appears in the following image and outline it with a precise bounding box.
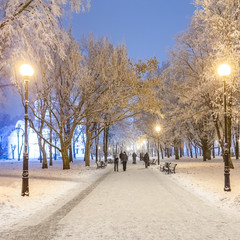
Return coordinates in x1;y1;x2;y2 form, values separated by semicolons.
66;0;195;62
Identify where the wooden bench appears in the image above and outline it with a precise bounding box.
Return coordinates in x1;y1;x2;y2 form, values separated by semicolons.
107;158;113;164
150;158;157;165
160;162;177;174
96;161;107;169
160;162;170;173
169;163;177;174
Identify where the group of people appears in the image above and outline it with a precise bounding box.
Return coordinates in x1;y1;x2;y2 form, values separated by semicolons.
113;151;128;172
113;151;150;171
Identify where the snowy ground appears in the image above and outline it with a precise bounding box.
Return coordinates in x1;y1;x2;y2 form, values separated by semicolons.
0;159;110;232
1;156;240;239
158;156;240;212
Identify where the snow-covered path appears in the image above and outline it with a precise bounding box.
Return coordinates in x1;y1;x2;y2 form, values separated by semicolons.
2;162;240;240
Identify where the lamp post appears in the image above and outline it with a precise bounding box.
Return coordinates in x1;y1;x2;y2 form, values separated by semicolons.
20;64;34;196
217;63;231;192
156;126;161;165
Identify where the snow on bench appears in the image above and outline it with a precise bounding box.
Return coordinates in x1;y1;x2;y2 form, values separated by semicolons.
160;162;177;174
96;161;107;169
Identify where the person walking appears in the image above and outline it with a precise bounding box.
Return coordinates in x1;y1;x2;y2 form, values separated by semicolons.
114;154;119;172
132;152;137;164
122;152;128;171
119;151;123;164
144;152;149;168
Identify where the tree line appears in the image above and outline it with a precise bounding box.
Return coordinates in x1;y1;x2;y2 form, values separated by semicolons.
0;0;162;169
134;0;240;166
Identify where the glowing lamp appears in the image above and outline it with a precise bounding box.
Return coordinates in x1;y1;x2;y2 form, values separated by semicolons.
217;64;231;77
20;64;34;77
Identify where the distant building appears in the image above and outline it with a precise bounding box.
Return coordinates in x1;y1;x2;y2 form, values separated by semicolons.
7;120;85;160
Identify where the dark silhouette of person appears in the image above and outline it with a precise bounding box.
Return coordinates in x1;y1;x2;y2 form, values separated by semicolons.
119;151;123;164
132;152;137;164
144;152;149;168
122;152;128;171
114;154;119;172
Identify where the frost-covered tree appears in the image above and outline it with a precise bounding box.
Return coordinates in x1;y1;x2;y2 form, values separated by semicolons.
0;0;90;72
14;34;87;169
161;0;240;163
192;0;240;160
132;61;167;160
81;35;138;166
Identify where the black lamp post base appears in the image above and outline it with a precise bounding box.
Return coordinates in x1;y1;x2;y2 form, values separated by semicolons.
224;174;231;192
21;177;29;196
21;191;29;196
224;167;231;192
224;187;231;192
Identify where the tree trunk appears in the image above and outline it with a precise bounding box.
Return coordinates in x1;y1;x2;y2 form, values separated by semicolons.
69;142;73;162
195;144;197;158
227;114;234;169
95;135;99;162
174;142;179;160
66;119;73;163
180;140;184;158
186;143;189;157
160;145;164;159
49;138;53;166
17;132;20;161
54;137;57;160
73;141;76;159
95;143;98;162
103;126;109;162
236;123;239;160
42;141;48;169
59;123;70;169
167;148;170;158
49;111;53;166
61;145;70;169
212;143;215;159
39;141;42;163
201;137;210;161
38;136;48;169
236;136;239;160
189;142;193;158
84;124;92;166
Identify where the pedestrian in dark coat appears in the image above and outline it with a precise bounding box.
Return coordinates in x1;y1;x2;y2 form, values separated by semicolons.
119;152;123;164
122;152;128;171
114;155;119;172
144;152;149;168
132;152;137;164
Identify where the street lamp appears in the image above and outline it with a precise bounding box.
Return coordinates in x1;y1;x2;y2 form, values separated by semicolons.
155;126;161;165
218;63;231;192
20;63;34;196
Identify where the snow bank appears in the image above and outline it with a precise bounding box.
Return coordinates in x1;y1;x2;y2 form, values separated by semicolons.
0;159;109;231
153;156;240;212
